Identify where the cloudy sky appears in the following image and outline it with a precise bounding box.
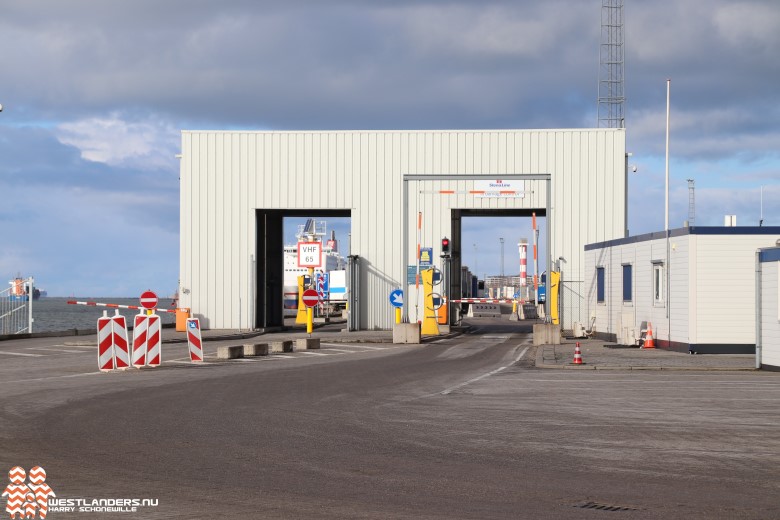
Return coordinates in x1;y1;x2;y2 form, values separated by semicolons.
1;0;778;297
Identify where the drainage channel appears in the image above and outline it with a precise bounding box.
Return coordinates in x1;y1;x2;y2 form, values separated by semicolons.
573;501;640;512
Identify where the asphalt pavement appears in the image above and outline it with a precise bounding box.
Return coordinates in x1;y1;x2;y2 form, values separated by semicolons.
150;319;758;372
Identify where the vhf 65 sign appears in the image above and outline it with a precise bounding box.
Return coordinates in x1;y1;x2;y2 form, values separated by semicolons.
297;242;322;268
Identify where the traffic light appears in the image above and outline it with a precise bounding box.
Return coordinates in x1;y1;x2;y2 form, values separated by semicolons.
441;237;450;255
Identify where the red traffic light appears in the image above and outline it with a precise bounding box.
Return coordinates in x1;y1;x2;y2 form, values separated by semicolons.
441;237;450;254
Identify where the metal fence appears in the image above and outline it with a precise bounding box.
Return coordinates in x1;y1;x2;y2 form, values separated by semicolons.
0;277;34;335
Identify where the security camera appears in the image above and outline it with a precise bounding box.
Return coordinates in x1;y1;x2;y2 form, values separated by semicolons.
631;165;638;173
0;104;3;112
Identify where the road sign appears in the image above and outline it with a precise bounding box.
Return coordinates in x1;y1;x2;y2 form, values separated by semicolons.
139;290;158;310
302;289;319;307
389;289;403;308
316;272;329;298
298;242;322;268
419;247;433;266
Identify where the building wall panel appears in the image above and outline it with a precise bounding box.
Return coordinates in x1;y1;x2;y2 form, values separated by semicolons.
761;260;780;368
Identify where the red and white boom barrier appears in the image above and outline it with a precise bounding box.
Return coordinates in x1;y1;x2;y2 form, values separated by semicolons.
68;300;177;313
450;298;525;304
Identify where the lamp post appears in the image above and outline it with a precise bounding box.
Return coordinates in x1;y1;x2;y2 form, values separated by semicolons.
499;238;504;277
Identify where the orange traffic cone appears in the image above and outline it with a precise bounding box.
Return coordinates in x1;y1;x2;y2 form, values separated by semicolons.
573;342;583;365
644;323;655;349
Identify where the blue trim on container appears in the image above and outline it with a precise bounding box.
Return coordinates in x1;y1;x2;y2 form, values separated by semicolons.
585;226;780;251
759;247;780;263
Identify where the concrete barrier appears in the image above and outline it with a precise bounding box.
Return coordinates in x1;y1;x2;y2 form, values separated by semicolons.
393;323;421;344
296;338;321;350
270;340;293;353
243;343;270;357
533;323;561;345
217;345;244;360
522;304;539;320
468;303;502;317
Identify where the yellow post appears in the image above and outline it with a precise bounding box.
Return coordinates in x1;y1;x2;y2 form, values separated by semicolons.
550;271;561;325
512;301;517;314
421;268;440;336
295;275;308;324
306;306;313;334
395;307;402;324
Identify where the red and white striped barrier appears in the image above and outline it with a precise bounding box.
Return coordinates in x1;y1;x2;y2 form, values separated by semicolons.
112;313;130;369
68;300;177;313
132;313;162;368
97;310;130;371
132;314;148;367
146;315;161;367
97;313;114;372
450;298;524;304
186;318;203;362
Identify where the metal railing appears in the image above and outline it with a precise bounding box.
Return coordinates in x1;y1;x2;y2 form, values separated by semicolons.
0;277;34;334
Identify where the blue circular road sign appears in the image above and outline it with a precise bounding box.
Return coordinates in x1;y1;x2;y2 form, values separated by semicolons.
389;289;404;308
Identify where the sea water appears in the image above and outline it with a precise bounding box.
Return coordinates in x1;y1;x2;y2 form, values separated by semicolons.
28;297;177;333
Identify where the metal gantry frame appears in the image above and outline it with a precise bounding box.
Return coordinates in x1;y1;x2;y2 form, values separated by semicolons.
402;174;552;321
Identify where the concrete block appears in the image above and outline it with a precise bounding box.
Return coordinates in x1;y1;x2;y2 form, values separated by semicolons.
243;343;270;357
468;303;501;317
217;345;244;360
296;337;321;350
393;322;421;344
533;324;562;346
270;340;293;353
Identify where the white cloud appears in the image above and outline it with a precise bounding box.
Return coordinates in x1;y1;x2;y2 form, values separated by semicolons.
714;2;780;52
56;114;179;170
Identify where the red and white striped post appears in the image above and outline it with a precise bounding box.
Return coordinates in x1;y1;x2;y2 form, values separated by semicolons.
518;239;528;288
97;312;114;372
132;314;149;368
532;212;539;302
132;312;162;368
186;318;203;362
146;314;161;367
112;311;130;369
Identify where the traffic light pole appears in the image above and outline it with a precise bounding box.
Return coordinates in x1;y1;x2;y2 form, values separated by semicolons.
442;254;451;325
441;236;451;326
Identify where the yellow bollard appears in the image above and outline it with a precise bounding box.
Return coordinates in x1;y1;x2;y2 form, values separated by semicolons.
307;306;313;334
512;301;517;314
395;307;402;324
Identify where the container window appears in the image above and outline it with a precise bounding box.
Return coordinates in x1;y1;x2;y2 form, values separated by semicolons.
653;262;664;304
622;264;632;302
597;267;605;303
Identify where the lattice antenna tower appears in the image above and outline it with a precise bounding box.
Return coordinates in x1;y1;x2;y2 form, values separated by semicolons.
687;179;696;226
597;0;625;128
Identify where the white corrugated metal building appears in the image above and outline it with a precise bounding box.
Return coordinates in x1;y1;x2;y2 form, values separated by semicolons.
584;227;780;354
179;128;627;331
757;246;780;369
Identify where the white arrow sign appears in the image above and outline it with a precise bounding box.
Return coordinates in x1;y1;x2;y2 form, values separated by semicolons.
389;289;404;308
